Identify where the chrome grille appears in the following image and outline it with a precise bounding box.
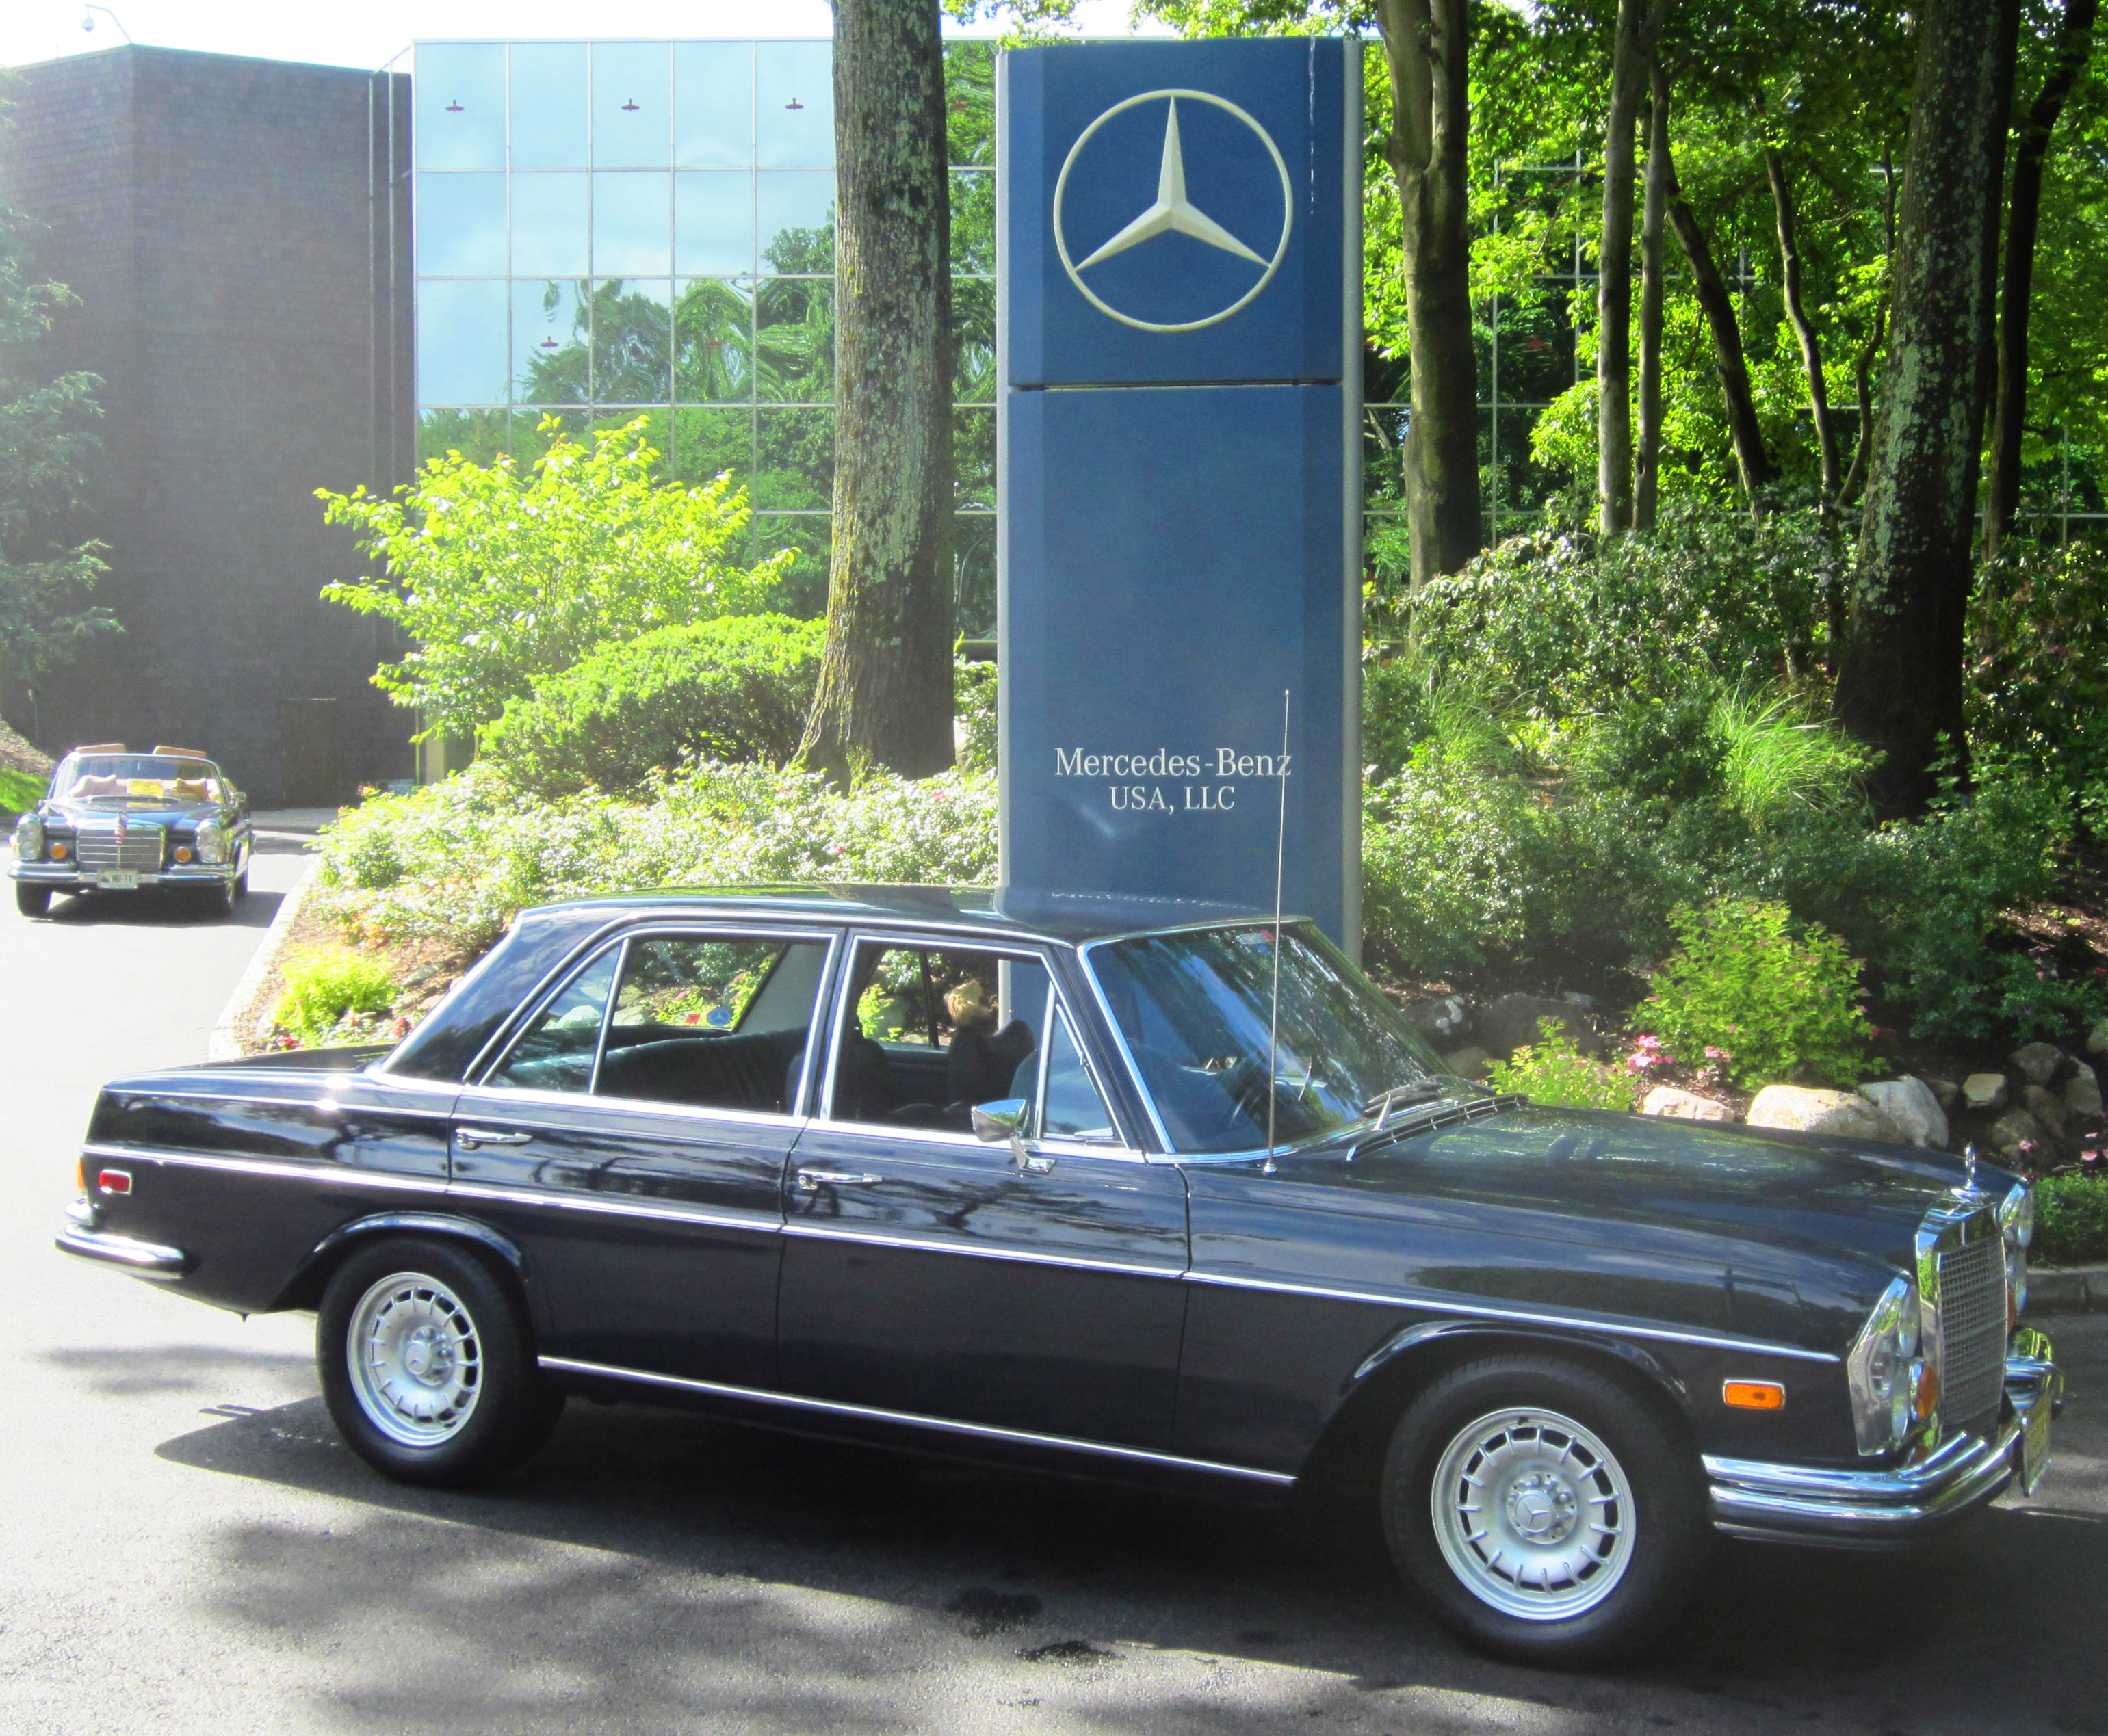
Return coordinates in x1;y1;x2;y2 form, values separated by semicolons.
1936;1226;2007;1435
73;820;165;873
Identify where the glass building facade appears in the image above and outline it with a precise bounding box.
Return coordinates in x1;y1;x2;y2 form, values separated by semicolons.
410;39;997;627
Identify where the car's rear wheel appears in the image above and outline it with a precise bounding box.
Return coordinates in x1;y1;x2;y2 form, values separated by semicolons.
1380;1354;1706;1667
317;1237;563;1488
15;883;51;918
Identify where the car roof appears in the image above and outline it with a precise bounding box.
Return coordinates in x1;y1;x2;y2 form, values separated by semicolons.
515;883;1293;947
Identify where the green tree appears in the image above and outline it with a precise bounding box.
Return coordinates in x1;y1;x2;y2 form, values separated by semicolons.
317;417;789;739
0;197;112;724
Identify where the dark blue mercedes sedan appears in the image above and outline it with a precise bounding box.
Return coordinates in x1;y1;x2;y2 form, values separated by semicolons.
55;885;2059;1664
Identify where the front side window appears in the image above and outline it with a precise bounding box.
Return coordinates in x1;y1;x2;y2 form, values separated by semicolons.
1087;922;1458;1154
1039;1008;1118;1144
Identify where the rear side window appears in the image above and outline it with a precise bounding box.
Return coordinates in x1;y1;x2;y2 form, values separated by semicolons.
484;948;620;1094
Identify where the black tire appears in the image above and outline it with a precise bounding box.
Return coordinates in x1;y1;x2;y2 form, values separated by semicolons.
1380;1354;1706;1668
317;1236;564;1488
15;882;51;918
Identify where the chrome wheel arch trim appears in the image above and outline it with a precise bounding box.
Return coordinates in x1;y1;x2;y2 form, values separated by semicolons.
537;1356;1297;1486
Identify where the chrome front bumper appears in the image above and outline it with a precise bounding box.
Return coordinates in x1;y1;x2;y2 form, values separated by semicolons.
1705;1333;2061;1547
10;860;237;889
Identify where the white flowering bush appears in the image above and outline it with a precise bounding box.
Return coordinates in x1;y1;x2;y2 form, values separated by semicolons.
314;760;998;951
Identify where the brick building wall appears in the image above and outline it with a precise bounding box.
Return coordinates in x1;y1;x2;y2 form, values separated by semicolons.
0;46;413;804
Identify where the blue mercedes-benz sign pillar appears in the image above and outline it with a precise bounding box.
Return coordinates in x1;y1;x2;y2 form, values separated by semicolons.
997;38;1362;948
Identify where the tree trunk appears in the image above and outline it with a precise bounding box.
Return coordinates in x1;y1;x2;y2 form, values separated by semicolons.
1832;0;2020;817
1765;146;1840;501
799;0;955;785
1658;98;1778;507
1375;0;1481;588
1596;0;1650;537
1983;0;2098;557
1636;59;1670;531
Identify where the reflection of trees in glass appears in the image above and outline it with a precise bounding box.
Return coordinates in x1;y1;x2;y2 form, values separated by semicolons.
944;42;994;167
950;171;994;274
952;276;994;402
954;410;993;508
518;280;591;404
590;281;671;404
751;512;831;617
668;407;752;486
417;408;510;467
676;280;754;402
757;277;834;402
756;408;834;509
764;218;835;276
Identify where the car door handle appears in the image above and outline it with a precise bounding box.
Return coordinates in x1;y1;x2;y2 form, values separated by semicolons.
455;1127;531;1149
796;1167;885;1191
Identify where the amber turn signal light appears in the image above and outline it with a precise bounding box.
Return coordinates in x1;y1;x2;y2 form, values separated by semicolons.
50;842;68;860
174;846;194;863
1723;1380;1786;1410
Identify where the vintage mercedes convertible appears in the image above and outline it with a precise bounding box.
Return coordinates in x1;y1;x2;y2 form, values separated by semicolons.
10;744;253;917
55;886;2058;1664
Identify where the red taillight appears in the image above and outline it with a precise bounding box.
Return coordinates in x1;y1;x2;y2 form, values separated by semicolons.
96;1169;132;1195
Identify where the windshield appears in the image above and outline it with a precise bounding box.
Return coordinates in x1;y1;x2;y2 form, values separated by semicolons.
55;754;225;803
1086;921;1463;1154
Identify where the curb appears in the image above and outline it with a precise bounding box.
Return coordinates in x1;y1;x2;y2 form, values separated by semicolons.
206;860;318;1062
2028;1263;2108;1313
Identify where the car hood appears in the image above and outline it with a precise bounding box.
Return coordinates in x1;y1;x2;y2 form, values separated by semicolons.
43;796;226;825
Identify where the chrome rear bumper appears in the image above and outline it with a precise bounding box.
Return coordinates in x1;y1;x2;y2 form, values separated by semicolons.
55;1224;193;1280
1704;1334;2060;1547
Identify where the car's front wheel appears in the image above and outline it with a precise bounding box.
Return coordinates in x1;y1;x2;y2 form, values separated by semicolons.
317;1237;563;1488
1381;1354;1706;1667
15;882;51;918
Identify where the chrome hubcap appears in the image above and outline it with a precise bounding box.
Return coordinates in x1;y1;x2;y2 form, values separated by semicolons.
1429;1406;1634;1620
346;1271;483;1447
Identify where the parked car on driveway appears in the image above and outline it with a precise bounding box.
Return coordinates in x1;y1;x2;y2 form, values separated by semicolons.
10;744;252;918
54;885;2059;1664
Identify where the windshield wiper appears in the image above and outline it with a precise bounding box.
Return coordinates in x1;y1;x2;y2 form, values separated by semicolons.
1362;1079;1446;1129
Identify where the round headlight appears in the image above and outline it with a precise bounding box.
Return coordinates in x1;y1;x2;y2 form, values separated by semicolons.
1999;1180;2034;1250
14;813;43;862
194;821;226;865
1848;1276;1922;1454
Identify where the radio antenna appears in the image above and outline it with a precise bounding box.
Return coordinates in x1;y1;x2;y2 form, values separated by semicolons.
1266;688;1290;1161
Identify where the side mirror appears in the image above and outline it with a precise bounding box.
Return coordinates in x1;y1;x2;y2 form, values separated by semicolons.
971;1098;1033;1143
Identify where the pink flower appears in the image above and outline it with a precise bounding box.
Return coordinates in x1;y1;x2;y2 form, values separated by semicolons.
1704;1046;1728;1060
2018;1140;2038;1154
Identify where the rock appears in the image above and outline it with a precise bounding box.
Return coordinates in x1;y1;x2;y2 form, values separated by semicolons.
2009;1041;2069;1087
1405;995;1474;1043
1923;1077;1960;1110
1560;990;1602;1012
1479;994;1604;1061
2088;1020;2108;1058
1962;1073;2010;1112
1988;1107;2048;1163
1442;1045;1494;1081
2065;1061;2103;1120
2021;1083;2073;1142
1745;1084;1905;1143
1642;1085;1734;1122
1858;1078;1949;1150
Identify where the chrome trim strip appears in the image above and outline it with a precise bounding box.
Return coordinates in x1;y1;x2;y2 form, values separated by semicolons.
445;1181;781;1235
536;1356;1297;1486
80;1144;450;1193
101;1085;454;1119
781;1219;1182;1279
1182;1268;1841;1362
55;1226;192;1278
1077;940;1175;1153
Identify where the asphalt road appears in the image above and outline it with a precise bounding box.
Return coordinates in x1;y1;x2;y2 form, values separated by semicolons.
2;845;2104;1734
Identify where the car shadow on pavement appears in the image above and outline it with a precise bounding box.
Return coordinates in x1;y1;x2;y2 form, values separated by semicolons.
40;885;283;930
147;1382;2108;1733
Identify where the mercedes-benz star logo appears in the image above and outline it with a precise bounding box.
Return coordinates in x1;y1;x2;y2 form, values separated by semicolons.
1053;89;1294;334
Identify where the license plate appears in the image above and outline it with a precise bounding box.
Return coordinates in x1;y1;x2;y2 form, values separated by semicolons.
2020;1391;2055;1495
94;871;140;890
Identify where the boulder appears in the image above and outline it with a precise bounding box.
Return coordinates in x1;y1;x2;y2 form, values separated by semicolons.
1745;1085;1904;1143
1923;1076;1960;1110
2088;1019;2108;1059
1479;994;1604;1061
2009;1042;2069;1087
2020;1083;2073;1142
1405;995;1474;1044
2064;1061;2103;1120
1641;1085;1734;1122
1988;1107;2047;1163
1962;1073;2009;1112
1442;1045;1494;1081
1561;990;1602;1012
1858;1078;1949;1150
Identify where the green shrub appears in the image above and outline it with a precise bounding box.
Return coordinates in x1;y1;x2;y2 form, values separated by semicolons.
2033;1172;2108;1267
1639;897;1873;1088
480;614;823;797
1;766;45;816
955;654;998;772
1486;1018;1636;1112
275;947;397;1046
1968;542;2108;812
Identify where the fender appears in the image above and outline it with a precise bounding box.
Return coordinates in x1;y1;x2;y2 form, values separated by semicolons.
274;1211;532;1311
1347;1317;1694;1410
